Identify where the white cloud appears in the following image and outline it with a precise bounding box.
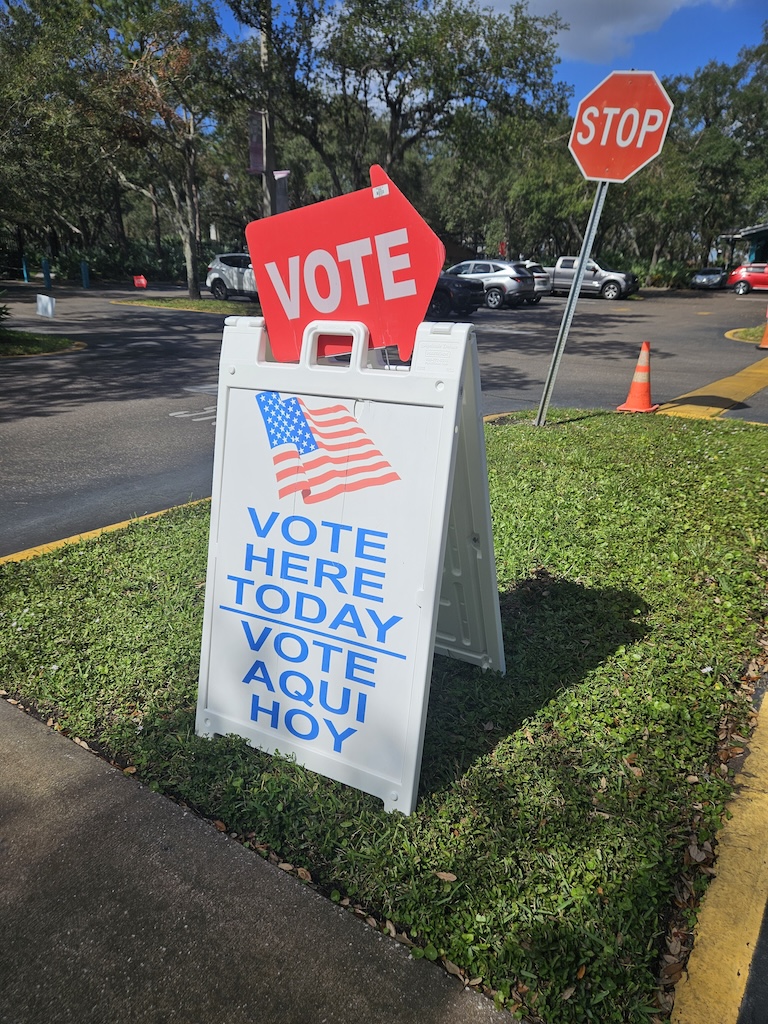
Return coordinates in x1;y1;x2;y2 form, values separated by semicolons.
519;0;737;63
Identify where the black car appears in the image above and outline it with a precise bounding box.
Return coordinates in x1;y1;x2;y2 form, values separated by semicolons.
690;267;728;289
425;273;485;320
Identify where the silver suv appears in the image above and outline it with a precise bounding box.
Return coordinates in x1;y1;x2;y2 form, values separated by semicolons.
522;261;550;304
445;260;536;309
206;253;257;301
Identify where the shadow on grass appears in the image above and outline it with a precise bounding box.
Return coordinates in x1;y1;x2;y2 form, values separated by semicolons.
418;569;649;796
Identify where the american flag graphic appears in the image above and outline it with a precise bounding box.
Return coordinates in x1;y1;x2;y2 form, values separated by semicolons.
255;391;400;504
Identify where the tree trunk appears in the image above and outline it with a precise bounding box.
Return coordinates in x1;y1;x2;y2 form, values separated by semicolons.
112;184;128;250
150;185;163;258
645;240;662;286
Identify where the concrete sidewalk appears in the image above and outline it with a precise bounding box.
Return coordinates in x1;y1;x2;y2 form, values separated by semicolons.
0;699;506;1024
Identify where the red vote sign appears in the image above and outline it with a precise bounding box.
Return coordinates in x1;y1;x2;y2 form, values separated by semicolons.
569;70;673;183
245;165;446;362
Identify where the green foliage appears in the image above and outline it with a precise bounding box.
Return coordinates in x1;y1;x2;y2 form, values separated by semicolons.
1;413;766;1022
1;4;766;281
0;290;9;327
49;238;213;285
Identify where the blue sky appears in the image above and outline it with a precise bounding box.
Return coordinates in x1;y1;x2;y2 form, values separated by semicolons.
219;1;765;113
521;1;766;110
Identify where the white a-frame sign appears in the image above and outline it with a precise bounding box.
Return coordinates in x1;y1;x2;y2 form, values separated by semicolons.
196;317;505;814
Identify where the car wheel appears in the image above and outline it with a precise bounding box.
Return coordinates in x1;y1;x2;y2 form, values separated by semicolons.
427;292;451;319
485;288;505;309
734;281;750;295
526;295;542;304
601;281;621;300
211;279;228;301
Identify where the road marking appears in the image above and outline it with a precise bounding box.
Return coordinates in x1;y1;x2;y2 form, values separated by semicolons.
672;716;768;1024
657;356;768;419
169;406;217;424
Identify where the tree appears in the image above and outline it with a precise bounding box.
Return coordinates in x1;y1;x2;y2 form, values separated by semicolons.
224;0;568;199
0;0;231;296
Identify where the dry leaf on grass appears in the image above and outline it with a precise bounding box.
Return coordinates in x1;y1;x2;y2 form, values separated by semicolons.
443;958;464;978
434;871;457;882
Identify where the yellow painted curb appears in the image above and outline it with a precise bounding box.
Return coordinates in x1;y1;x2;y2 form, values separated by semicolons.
725;329;767;345
0;498;211;565
673;713;768;1024
657;355;768;420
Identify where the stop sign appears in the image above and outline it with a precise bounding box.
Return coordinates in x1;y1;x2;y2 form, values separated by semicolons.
569;71;673;183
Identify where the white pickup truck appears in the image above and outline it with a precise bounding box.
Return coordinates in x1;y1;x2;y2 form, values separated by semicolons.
544;256;639;300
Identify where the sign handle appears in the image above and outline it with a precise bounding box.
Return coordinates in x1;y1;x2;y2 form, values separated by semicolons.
535;179;610;427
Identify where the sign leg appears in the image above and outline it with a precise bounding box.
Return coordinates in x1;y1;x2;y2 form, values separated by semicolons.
535;180;609;427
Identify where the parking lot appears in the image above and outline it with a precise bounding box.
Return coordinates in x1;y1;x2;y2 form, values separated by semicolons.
1;283;767;557
470;288;768;421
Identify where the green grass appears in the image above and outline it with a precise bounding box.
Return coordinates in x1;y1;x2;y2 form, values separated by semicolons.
730;324;767;344
0;328;81;357
114;296;263;316
1;410;766;1022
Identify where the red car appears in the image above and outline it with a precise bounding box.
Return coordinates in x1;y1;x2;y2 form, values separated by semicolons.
727;263;768;295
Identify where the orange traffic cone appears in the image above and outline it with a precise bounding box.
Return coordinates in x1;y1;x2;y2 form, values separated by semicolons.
757;308;768;349
617;341;659;413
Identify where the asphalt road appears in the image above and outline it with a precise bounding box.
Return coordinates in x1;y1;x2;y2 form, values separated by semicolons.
1;282;766;558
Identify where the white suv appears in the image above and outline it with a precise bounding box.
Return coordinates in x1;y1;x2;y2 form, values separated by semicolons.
205;253;258;301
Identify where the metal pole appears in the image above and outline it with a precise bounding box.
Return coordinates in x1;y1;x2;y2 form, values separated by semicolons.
260;10;277;219
535;179;609;426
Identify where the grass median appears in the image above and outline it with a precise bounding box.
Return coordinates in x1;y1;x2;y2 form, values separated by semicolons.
1;410;766;1022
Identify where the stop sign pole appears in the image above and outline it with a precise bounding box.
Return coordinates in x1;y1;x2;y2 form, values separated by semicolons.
535;71;673;426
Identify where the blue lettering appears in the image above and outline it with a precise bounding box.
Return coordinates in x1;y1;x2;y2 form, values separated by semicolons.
244;543;275;574
312;639;343;671
285;708;319;740
274;632;309;663
243;660;275;690
255;584;289;614
318;680;351;716
241;621;271;651
313;559;348;593
228;574;254;605
356;528;387;563
251;693;280;727
320;520;353;553
345;649;377;685
356;691;368;723
367;609;402;643
329;603;366;637
324;719;356;753
280;670;313;705
296;592;326;623
247;508;279;538
353;566;385;602
282;516;316;546
280;550;309;584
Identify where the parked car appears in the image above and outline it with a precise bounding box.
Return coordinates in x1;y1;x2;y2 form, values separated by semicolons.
425;273;485;320
690;267;728;289
445;260;536;309
544;256;639;300
727;263;768;295
206;253;257;300
522;261;550;303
